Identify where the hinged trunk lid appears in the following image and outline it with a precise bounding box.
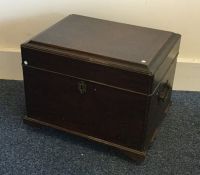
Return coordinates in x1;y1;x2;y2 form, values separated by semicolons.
21;14;181;96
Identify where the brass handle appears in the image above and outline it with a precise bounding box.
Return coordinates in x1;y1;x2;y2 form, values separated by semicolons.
158;82;170;102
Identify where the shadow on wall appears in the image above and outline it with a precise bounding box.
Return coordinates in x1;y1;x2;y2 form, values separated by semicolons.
0;13;65;50
0;51;22;80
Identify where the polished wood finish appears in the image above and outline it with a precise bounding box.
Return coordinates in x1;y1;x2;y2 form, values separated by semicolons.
21;14;181;160
30;14;173;71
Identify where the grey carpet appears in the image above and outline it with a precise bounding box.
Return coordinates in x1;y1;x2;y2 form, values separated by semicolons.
0;80;199;175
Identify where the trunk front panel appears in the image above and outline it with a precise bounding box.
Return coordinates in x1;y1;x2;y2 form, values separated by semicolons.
23;66;147;150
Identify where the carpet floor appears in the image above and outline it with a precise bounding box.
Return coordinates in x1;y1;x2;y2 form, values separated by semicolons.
0;80;199;175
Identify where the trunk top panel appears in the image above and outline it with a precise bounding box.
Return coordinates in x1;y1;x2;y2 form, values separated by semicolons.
27;14;180;74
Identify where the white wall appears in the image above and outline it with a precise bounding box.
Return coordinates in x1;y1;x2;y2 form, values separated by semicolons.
0;0;200;90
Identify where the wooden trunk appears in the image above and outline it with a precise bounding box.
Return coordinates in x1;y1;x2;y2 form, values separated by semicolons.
21;14;181;160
